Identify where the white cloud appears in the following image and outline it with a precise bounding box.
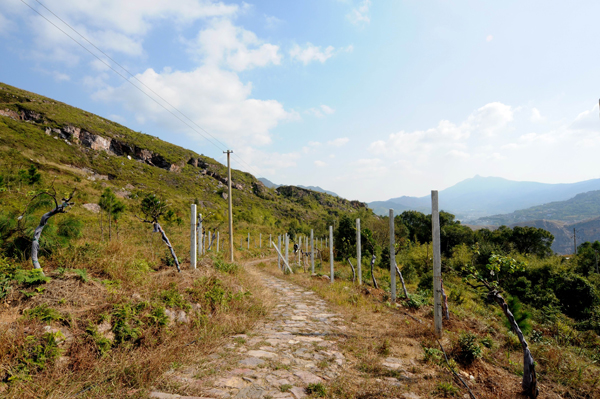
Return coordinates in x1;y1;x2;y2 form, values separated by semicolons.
95;65;293;147
369;102;514;161
290;43;335;65
52;71;70;81
265;15;282;29
347;0;371;26
530;107;544;123
234;147;303;176
0;0;240;61
466;102;513;136
314;160;327;167
306;104;335;118
320;104;335;115
327;137;349;147
190;18;281;71
486;35;493;42
446;149;470;159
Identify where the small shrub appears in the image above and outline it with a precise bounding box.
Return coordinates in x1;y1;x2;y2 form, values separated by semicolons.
376;339;391;356
24;304;63;323
214;259;239;274
158;284;191;310
85;323;112;356
454;332;482;365
14;268;50;286
405;292;427;309
306;382;327;397
434;382;460;397
280;384;292;392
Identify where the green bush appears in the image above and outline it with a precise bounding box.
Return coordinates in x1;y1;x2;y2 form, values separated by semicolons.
454;332;482;365
23;304;63;323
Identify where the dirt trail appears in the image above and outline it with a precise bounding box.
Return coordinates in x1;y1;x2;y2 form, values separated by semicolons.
149;258;348;399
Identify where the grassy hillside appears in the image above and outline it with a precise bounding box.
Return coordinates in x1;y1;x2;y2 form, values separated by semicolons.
1;82;599;398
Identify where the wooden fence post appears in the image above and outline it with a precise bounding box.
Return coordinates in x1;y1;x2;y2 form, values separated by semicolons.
432;190;442;338
217;231;220;253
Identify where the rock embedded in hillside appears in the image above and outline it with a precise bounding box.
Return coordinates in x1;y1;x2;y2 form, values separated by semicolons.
82;203;101;213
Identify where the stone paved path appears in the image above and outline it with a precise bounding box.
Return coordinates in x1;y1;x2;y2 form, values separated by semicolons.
150;267;347;399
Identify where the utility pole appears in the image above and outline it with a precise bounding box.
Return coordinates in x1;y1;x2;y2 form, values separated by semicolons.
224;150;234;262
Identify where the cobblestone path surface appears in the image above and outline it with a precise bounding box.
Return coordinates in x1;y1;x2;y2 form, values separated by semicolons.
150;268;348;399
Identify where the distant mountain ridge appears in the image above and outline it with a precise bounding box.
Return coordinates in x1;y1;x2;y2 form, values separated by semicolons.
474;190;600;225
258;177;339;197
369;175;600;221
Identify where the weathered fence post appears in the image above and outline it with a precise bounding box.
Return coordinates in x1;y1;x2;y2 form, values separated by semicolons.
356;218;361;285
190;204;197;269
269;234;272;247
198;214;203;256
217;231;220;253
247;233;250;250
285;234;289;268
432;190;442;338
260;233;262;249
311;229;315;274
326;237;328;248
240;237;242;249
389;209;396;303
329;226;334;283
278;235;282;270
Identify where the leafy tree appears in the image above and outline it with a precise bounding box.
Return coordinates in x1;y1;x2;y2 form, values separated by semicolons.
511;226;554;257
18;165;42;186
575;241;600;275
137;193;180;272
334;215;355;260
463;254;538;398
98;188;125;240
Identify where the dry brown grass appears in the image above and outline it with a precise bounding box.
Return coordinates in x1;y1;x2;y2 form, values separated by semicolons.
260;258;589;399
0;225;275;398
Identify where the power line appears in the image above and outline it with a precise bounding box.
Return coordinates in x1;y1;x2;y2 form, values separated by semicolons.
21;0;261;177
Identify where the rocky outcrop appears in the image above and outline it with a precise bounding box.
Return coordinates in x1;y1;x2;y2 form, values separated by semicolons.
2;104;248;191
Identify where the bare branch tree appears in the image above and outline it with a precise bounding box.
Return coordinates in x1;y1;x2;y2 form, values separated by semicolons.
28;187;76;274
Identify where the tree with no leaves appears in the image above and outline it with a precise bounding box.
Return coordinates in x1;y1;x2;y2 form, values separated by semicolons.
25;187;76;275
136;193;180;272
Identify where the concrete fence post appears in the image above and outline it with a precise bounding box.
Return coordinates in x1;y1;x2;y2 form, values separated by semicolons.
432;190;443;338
329;226;334;283
198;214;203;256
285;234;289;268
278;235;282;270
389;209;396;303
311;229;315;274
356;218;361;285
190;204;197;269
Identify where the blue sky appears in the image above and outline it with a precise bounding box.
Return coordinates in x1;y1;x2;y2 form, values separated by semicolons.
1;0;600;201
